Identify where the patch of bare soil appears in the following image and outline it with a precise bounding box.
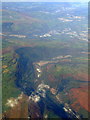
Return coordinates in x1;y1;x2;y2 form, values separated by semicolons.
68;86;90;112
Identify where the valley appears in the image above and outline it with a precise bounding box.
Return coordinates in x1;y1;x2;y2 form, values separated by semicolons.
1;2;89;119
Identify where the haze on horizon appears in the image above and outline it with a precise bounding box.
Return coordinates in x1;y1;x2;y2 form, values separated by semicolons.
1;0;89;2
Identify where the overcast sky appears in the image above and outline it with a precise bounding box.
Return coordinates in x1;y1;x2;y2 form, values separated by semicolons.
1;0;90;2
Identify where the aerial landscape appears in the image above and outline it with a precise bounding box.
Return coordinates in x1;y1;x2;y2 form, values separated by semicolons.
1;2;90;119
